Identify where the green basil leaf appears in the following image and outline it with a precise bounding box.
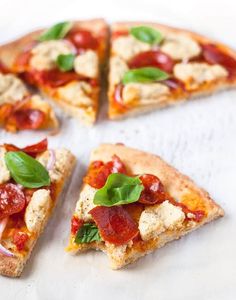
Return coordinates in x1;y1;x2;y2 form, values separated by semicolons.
75;223;101;244
122;67;169;84
5;151;50;188
130;26;163;44
56;54;75;71
38;21;72;41
93;173;144;207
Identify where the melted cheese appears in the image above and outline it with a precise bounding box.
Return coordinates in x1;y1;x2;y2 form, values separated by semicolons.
0;146;10;184
112;36;151;61
109;56;129;86
0;73;27;105
57;81;93;107
74;50;98;78
122;82;170;105
174;62;228;89
30;40;74;71
161;34;201;60
24;189;52;233
139;200;185;241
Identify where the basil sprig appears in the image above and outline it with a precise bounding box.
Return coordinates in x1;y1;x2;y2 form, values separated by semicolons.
75;223;101;244
122;67;169;84
93;173;144;207
56;54;75;71
38;21;72;41
5;151;50;188
130;26;163;45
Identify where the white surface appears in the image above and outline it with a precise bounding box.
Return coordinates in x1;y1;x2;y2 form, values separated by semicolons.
0;0;236;299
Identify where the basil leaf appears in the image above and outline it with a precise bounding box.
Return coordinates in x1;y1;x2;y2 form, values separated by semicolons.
122;67;169;84
56;54;75;71
38;21;72;41
5;151;50;188
93;173;144;207
130;26;163;44
75;223;101;244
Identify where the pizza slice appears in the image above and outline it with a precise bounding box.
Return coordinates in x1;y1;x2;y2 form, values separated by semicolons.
108;22;236;119
0;63;58;132
0;138;76;277
67;144;224;269
0;19;108;125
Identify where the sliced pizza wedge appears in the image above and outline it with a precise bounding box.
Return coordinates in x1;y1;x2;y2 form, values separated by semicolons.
67;144;224;269
0;19;108;125
0;139;76;277
108;22;236;119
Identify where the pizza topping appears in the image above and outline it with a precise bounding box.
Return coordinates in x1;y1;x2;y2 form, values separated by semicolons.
0;147;11;184
174;62;228;90
89;206;139;246
130;26;163;45
66;29;99;51
0;61;9;74
93;173;144;207
109;56;129;86
71;215;84;235
122;67;169;84
202;43;236;78
160;34;201;60
0;183;26;219
74;50;98;78
75;223;101;243
56;53;75;72
5;151;50;188
128;50;174;73
38;21;73;42
12;230;29;251
84;155;127;189
14;49;33;72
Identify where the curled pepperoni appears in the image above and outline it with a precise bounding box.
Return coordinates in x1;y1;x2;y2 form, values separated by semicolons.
66;29;98;52
4;139;48;157
202;44;236;78
71;216;84;235
0;183;26;220
139;174;166;205
128;50;174;73
89;206;139;246
84;155;127;189
12;231;29;251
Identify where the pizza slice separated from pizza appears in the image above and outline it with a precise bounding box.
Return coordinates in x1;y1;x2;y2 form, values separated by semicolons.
0;139;76;277
0;19;108;125
108;22;236;119
67;144;224;269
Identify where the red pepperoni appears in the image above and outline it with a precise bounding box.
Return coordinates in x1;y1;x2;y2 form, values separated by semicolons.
7;108;45;130
139;174;166;205
14;50;32;71
0;183;26;219
66;29;98;51
0;61;9;74
89;206;139;245
112;30;129;39
202;44;236;78
71;216;84;235
128;50;174;73
12;231;29;251
4;139;47;157
38;69;80;88
84;155;127;189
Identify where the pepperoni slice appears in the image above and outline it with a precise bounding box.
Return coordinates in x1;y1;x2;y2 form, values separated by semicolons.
89;206;139;246
12;230;29;251
128;50;174;73
7;108;45;130
14;50;32;72
112;30;129;40
202;44;236;78
37;69;80;88
71;216;84;235
4;138;47;157
84;155;127;189
0;183;26;219
66;29;98;51
139;174;166;205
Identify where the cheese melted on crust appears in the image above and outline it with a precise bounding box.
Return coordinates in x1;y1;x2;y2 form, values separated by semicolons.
109;56;129;86
0;146;10;184
74;50;98;78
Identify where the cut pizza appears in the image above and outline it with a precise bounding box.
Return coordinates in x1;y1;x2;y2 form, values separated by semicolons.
0;19;108;125
108;22;236;119
0;138;76;277
67;144;224;269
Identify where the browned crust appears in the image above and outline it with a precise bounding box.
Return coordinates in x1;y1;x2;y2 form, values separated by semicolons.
0;150;76;277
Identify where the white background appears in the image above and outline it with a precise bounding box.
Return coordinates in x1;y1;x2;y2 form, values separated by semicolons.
0;0;236;299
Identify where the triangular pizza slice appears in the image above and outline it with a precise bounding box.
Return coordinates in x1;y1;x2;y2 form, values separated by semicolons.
0;19;108;125
0;139;76;277
108;22;236;119
67;144;224;269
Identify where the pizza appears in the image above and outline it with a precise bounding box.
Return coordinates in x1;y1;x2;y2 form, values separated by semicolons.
108;22;236;119
0;139;76;277
0;63;58;132
67;144;224;269
0;19;108;125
